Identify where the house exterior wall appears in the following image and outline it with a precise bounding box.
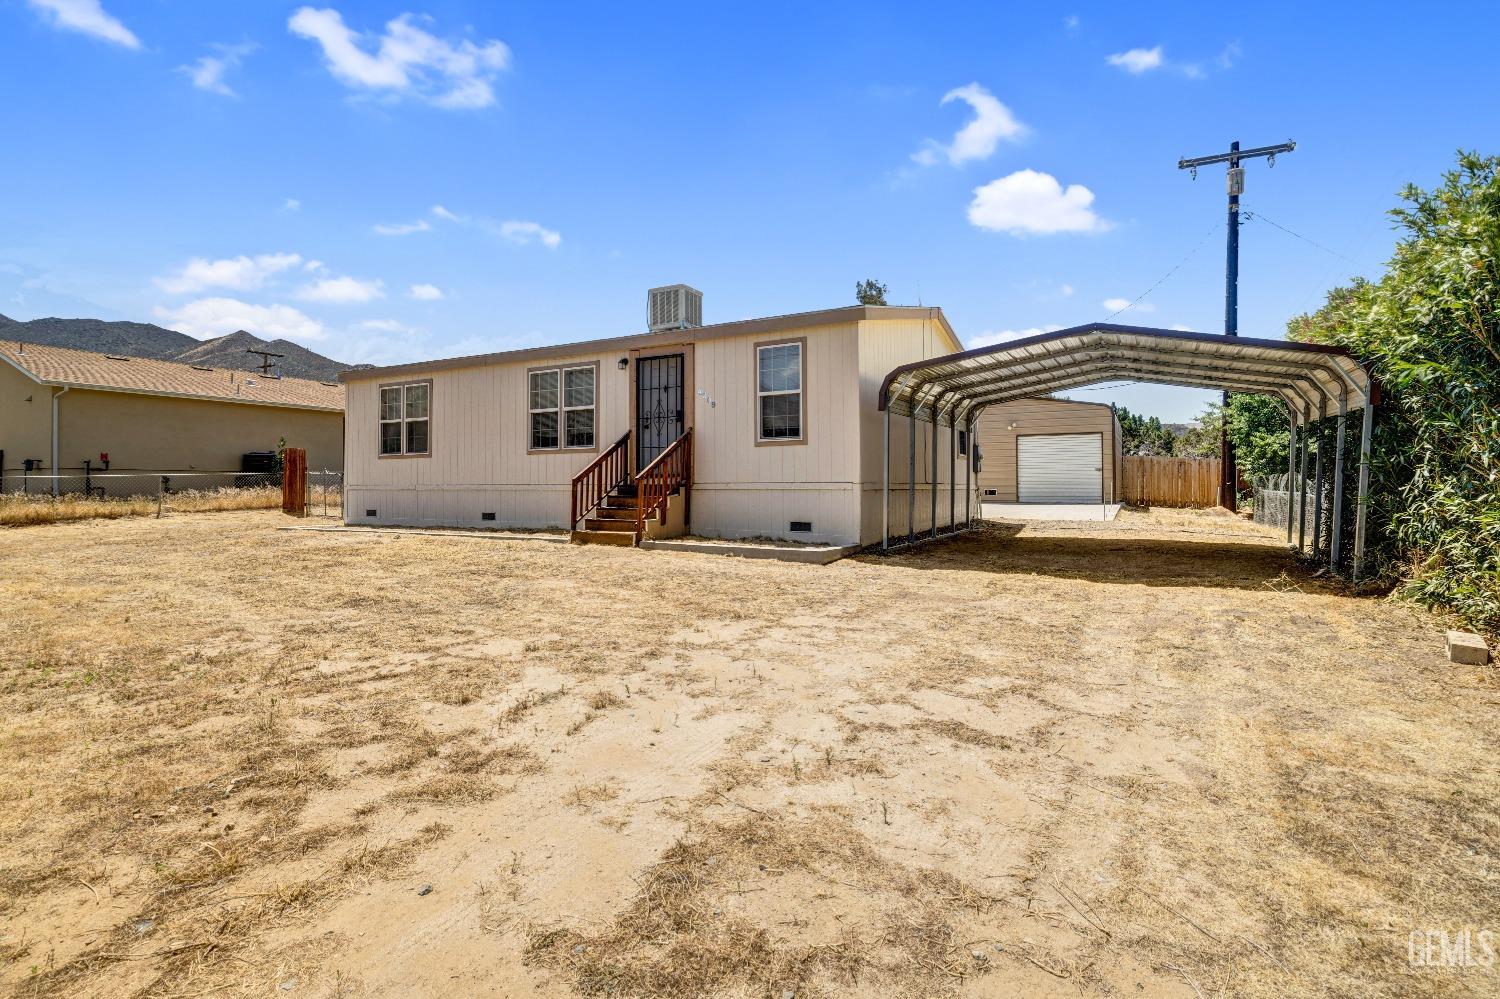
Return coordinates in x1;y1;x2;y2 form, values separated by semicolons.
344;319;868;544
1;367;343;483
974;398;1120;503
0;361;51;480
855;316;971;545
341;314;962;547
57;389;344;473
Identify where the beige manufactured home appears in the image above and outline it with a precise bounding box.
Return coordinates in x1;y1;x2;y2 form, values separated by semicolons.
0;341;344;488
974;397;1124;503
340;293;971;547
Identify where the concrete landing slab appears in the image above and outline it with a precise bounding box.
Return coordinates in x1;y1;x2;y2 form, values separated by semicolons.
282;525;569;544
982;502;1123;522
639;538;859;564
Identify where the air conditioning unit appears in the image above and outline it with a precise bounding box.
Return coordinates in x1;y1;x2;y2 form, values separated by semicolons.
648;285;703;332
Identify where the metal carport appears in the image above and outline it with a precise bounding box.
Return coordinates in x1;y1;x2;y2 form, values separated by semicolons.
876;323;1380;583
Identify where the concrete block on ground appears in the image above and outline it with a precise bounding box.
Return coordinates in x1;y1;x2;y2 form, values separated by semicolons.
1445;630;1491;666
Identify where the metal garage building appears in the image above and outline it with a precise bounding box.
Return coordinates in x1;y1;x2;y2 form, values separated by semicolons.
973;398;1122;504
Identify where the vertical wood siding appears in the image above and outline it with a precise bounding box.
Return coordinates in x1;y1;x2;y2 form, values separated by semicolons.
343;315;966;546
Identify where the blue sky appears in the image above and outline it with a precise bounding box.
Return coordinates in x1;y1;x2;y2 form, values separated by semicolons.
2;1;1495;421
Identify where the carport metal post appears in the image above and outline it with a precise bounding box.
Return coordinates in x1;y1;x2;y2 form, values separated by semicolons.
1312;396;1327;560
1285;410;1297;546
948;412;956;533
1352;385;1375;586
1297;402;1311;554
929;393;941;540
1330;393;1347;572
881;405;890;552
907;398;917;545
964;413;973;528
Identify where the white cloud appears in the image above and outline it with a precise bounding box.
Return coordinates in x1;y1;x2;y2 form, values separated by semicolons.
360;318;416;333
408;283;444;301
1063;14;1080;34
303;259;325;272
1217;42;1241;70
1060;283;1075;297
287;7;511;110
912;83;1026;167
430;204;464;222
179;43;256;97
154;297;325;342
496;220;561;249
296;276;385;304
967;170;1110;236
966;326;1061;349
282;198;302;213
26;0;139;49
373;219;431;236
155;253;303;295
1106;46;1164;74
1103;298;1155;314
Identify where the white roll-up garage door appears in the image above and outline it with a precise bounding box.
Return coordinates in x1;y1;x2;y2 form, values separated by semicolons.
1017;433;1104;503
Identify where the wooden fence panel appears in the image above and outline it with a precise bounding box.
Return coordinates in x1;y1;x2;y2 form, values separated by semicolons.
1122;455;1221;508
282;447;307;516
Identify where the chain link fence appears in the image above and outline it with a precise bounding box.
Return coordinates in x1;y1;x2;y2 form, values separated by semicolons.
0;470;343;524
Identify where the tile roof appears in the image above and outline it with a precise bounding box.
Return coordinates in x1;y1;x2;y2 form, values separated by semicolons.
0;340;344;411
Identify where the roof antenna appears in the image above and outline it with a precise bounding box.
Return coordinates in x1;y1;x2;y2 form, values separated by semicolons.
246;348;284;377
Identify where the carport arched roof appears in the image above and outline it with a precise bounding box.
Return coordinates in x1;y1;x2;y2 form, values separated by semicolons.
877;323;1375;422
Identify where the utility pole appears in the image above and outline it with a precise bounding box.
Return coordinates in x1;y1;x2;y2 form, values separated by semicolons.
246;348;285;377
1178;139;1296;509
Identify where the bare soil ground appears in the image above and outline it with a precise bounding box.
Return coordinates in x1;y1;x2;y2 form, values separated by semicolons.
1;507;1495;998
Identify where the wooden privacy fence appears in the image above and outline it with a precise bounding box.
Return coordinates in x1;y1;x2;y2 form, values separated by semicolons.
1122;455;1220;507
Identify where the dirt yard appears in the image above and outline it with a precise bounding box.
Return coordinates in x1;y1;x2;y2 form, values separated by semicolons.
1;508;1495;998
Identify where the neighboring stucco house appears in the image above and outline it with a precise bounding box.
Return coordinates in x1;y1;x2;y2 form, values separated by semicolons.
0;341;345;489
973;397;1124;504
340;291;967;547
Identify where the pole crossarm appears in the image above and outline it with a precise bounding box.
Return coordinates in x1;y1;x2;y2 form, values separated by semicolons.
1177;140;1296;171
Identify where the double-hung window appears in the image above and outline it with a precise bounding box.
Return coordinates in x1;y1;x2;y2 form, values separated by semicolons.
379;382;430;456
529;364;596;450
756;341;803;441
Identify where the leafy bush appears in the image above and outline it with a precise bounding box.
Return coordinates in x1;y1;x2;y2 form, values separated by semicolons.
1289;152;1500;634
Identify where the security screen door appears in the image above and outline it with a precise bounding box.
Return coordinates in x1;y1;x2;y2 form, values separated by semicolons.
636;353;685;471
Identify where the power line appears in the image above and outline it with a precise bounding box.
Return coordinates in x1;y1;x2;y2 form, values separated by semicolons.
1242;209;1362;266
1105;221;1223;320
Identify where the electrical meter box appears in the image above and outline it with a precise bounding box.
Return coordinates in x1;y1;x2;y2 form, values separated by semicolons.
1227;167;1245;196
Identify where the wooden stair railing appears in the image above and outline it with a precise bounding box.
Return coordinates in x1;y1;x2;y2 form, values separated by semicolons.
635;428;693;539
570;431;632;531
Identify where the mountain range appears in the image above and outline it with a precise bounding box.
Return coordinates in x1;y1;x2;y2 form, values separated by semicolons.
0;314;360;381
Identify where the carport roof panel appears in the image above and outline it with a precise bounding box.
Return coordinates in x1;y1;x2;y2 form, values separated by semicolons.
878;323;1373;418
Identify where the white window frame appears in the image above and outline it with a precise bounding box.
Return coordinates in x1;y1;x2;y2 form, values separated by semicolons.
528;363;597;452
756;341;804;443
379;381;430;457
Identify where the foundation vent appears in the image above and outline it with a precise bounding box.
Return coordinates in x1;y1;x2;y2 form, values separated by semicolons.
365;509;377;517
789;520;813;533
481;512;496;521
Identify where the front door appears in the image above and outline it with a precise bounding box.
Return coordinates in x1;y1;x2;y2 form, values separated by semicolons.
636;353;685;471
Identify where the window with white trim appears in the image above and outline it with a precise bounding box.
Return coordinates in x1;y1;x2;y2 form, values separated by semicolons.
379;382;430;455
756;342;802;441
529;364;595;450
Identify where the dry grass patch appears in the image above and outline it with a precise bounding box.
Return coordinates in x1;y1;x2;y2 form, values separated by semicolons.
526;811;996;998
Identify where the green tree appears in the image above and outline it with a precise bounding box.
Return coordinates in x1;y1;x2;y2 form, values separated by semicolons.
1290;151;1500;632
1116;406;1176;456
855;279;888;306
